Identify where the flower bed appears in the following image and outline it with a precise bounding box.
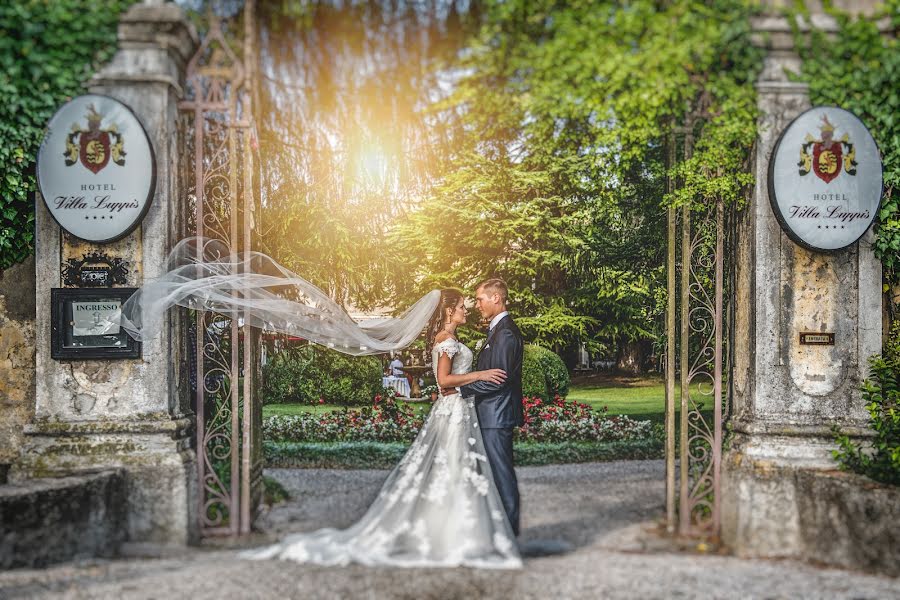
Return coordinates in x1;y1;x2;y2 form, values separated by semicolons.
516;395;655;443
263;393;655;445
263;394;425;443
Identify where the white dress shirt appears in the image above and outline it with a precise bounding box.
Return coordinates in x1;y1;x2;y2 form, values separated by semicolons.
389;358;404;377
489;311;509;333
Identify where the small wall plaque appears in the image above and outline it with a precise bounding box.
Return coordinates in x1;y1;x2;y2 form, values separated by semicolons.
799;332;835;346
51;287;141;360
61;252;130;287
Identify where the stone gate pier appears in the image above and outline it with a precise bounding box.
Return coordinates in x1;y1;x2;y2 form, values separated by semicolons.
722;1;897;574
9;2;200;550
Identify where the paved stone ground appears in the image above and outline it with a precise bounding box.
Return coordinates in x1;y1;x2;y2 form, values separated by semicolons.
0;460;897;600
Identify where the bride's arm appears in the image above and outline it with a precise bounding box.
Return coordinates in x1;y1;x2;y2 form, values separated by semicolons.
434;351;506;388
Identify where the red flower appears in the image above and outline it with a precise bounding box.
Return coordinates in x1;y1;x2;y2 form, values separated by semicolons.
318;398;325;404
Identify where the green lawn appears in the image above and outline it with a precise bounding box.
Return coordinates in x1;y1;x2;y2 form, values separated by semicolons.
566;374;677;425
263;400;433;417
568;374;717;434
262;373;683;422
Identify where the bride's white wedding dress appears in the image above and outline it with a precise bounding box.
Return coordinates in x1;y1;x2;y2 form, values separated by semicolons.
242;338;522;569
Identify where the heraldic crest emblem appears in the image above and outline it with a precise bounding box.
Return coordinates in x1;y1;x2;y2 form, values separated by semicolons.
64;104;126;174
798;114;857;184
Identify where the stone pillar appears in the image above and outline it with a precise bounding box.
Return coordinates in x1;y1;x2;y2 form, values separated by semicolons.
0;257;36;479
12;2;200;548
722;2;885;558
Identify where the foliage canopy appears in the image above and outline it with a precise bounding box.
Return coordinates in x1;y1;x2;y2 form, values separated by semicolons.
389;0;761;354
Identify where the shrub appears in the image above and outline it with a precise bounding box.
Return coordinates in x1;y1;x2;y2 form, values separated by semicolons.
522;345;570;400
529;344;570;397
263;439;664;469
261;345;382;405
886;318;900;364
522;346;548;400
264;441;410;469
513;439;663;465
832;355;900;486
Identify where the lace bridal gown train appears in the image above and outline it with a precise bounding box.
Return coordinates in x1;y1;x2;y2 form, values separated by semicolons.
241;338;522;569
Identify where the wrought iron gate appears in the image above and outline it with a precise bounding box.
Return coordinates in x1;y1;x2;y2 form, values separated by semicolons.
665;130;733;539
179;6;263;536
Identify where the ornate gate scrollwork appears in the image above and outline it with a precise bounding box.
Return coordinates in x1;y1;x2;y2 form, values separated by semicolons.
179;5;263;536
665;131;733;539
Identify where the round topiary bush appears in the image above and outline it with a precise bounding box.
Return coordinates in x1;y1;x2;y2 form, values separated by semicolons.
522;344;570;401
522;345;548;400
530;344;570;398
261;345;382;405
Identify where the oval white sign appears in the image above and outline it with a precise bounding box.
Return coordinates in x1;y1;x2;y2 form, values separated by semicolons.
768;106;883;252
37;94;155;243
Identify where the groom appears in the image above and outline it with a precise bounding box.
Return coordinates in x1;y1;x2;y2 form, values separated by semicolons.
450;278;525;536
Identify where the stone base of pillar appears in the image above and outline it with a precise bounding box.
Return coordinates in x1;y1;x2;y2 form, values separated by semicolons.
722;431;898;576
11;418;198;547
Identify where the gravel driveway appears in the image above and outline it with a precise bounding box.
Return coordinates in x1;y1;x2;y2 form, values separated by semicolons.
0;460;897;600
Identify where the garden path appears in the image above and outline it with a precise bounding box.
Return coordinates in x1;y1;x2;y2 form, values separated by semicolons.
0;461;897;599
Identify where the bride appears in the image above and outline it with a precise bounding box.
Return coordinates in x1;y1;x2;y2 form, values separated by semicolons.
116;239;522;568
241;288;523;568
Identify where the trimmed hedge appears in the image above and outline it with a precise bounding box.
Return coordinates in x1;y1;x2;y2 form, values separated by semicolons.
261;345;382;405
264;438;663;469
522;344;570;400
264;441;410;469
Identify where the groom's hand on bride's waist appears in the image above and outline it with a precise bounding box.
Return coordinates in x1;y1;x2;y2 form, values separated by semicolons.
440;387;457;396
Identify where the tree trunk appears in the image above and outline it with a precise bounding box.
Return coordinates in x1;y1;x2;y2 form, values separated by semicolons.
617;338;650;374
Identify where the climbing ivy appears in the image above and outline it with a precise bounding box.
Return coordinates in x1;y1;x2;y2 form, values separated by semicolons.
795;1;900;290
0;0;134;272
796;3;900;480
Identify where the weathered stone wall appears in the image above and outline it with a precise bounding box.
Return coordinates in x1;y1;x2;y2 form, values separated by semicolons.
795;470;900;576
0;257;35;470
12;2;200;548
723;0;891;569
730;11;882;465
0;470;125;568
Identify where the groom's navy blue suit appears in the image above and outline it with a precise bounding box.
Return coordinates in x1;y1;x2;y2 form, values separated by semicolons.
460;314;525;536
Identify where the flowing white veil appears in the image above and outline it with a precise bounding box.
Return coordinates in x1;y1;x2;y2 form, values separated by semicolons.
116;237;440;356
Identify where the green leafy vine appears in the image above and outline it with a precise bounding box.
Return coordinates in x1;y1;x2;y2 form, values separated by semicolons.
0;0;134;271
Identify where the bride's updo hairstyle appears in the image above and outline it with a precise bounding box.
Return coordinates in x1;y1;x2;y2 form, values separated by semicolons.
425;288;465;353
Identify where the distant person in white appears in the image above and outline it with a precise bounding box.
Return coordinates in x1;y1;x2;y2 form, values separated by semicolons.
389;356;404;377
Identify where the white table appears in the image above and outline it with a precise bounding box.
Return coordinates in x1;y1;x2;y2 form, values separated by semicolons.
382;376;410;398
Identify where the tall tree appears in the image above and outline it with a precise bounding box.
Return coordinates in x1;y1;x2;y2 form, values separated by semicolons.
388;0;761;361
